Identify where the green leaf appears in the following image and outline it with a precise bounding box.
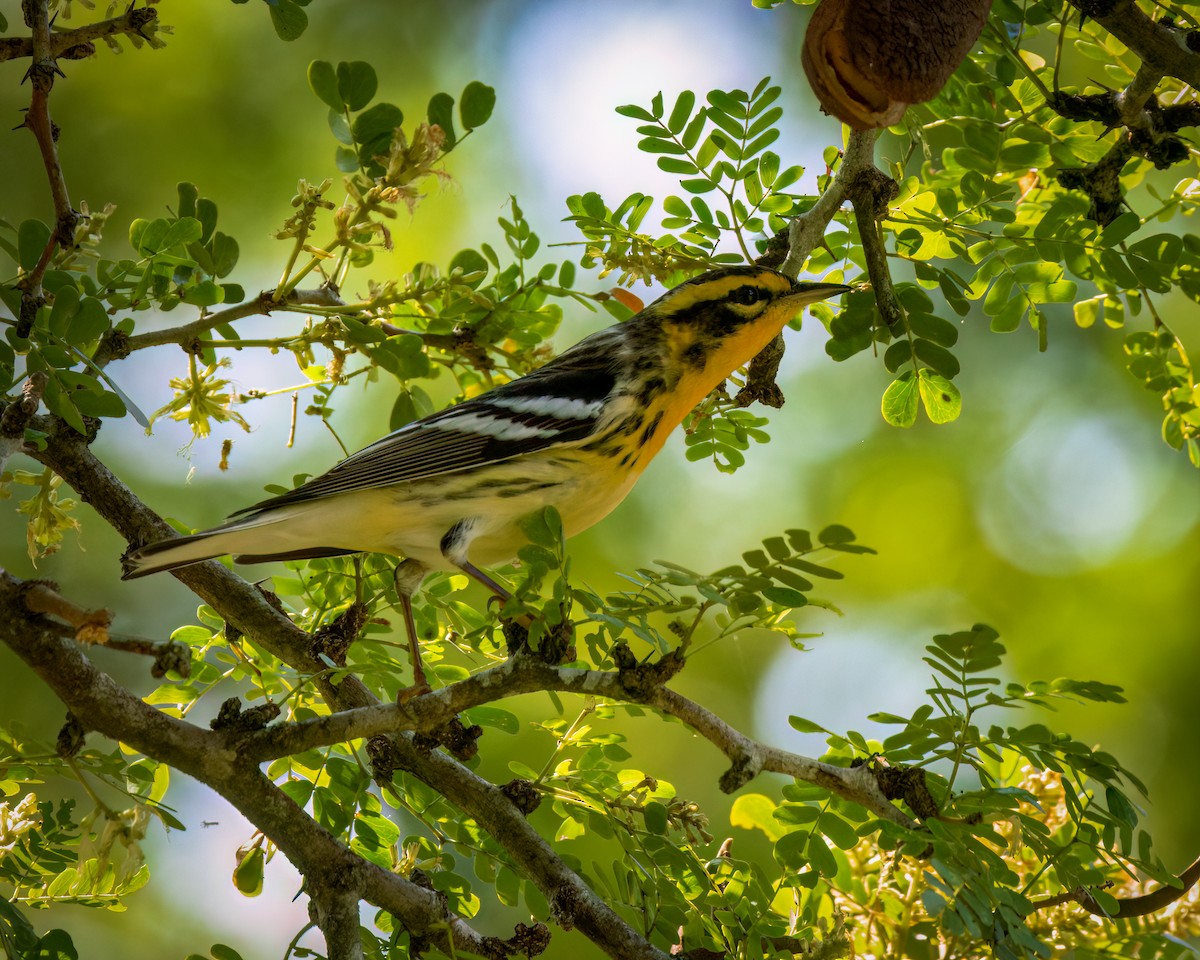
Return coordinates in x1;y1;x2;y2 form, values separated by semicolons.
763;586;808;609
352;102;404;154
817;812;859;849
1099;211;1141;246
917;370;962;424
17;219;50;272
908;313;959;347
208;232;240;277
818;525;856;546
327;108;353;145
807;834;838;876
32;929;78;960
1106;786;1138;826
990;295;1026;333
643;800;668;835
390;388;424;431
657;157;698;175
47;284;80;337
788;716;829;734
460;80;496;130
162;218;203;250
615;103;656;121
730;793;785;841
638;137;686;155
882;372;919;427
176;181;199;220
307;60;341;110
337;60;377;111
66;297;109;344
520;507;563;551
428;91;457;147
233;844;265;896
268;0;308;41
461;706;520;734
912;339;960;378
0;900;37;956
666;90;696;134
448;247;489;284
181;279;224;307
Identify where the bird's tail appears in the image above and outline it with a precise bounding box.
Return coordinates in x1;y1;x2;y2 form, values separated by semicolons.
121;511;356;580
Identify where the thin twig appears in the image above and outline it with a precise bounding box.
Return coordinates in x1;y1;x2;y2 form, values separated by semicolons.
17;0;79;298
92;286;346;366
1028;853;1200;918
19;580;113;645
0;6;159;63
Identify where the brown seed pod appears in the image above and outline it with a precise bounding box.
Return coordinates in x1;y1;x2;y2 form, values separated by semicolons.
803;0;992;130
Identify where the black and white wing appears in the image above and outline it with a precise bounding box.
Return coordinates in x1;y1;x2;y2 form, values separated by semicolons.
230;337;621;518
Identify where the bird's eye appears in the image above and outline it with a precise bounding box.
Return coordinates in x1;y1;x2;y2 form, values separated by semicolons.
730;285;764;306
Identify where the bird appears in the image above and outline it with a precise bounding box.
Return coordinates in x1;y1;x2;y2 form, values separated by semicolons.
122;264;851;693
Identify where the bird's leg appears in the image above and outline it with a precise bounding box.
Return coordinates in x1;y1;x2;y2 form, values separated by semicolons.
440;521;534;653
453;559;538;657
455;559;515;605
393;558;430;701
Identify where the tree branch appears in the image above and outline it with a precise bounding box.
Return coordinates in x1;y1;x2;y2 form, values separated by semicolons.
1065;0;1200;88
236;657;920;830
13;2;75;333
780;128;879;278
0;6;159;63
0;568;508;959
92;286;348;366
18;416;663;959
307;886;365;960
0;371;47;471
1029;853;1200;919
378;729;673;960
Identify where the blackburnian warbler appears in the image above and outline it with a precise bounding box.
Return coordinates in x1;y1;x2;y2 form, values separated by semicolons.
123;265;850;689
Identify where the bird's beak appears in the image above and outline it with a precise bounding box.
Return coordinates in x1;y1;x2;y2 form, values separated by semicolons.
786;280;854;306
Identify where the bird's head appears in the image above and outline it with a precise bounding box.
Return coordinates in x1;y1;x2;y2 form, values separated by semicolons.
646;265;852;384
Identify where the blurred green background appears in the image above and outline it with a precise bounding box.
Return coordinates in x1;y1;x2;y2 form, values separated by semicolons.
1;1;1198;956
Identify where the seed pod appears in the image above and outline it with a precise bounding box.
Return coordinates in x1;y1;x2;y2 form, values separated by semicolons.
802;0;992;130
